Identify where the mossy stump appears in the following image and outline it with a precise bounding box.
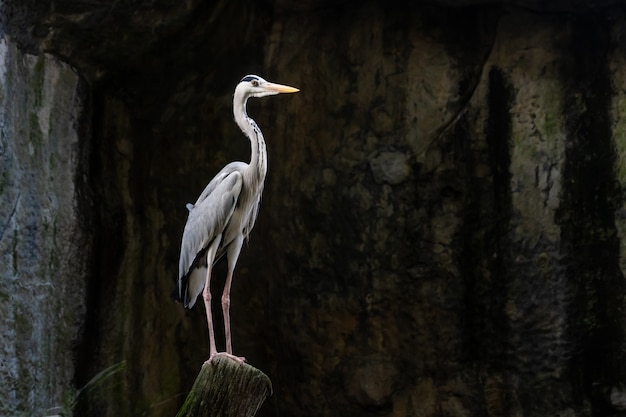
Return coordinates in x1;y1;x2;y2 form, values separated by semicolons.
176;354;272;417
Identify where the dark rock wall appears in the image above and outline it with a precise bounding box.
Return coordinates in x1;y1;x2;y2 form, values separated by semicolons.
3;1;626;416
0;39;89;415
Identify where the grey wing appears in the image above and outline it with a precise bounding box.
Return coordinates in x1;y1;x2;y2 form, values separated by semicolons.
190;162;248;208
178;170;243;279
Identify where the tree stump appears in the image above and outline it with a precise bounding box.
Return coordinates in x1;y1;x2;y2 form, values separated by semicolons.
176;354;272;417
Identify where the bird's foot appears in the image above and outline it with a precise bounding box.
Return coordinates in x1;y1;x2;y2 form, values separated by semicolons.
205;352;246;365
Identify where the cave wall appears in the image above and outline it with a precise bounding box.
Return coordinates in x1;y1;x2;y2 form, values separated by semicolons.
0;38;89;415
262;6;587;417
262;6;626;415
3;1;626;417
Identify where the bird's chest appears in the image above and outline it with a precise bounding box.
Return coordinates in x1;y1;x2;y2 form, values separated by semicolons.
223;190;258;243
226;204;249;234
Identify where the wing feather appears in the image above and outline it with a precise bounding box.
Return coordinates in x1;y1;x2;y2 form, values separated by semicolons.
178;170;243;280
191;162;248;208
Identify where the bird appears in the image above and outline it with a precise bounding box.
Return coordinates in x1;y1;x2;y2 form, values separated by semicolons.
175;74;299;363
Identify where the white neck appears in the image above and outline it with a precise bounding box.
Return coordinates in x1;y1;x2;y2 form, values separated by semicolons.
233;92;267;189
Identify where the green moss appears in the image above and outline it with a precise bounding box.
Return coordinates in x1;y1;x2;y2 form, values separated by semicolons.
12;228;18;275
40;219;60;276
14;308;34;408
0;171;8;195
32;55;45;108
611;96;626;183
14;308;32;336
542;103;561;140
48;220;60;273
29;112;43;149
26;57;49;154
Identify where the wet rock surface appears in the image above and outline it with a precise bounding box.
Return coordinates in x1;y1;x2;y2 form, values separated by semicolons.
0;39;88;416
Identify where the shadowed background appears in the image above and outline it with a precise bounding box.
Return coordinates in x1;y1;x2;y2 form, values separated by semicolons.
2;0;626;416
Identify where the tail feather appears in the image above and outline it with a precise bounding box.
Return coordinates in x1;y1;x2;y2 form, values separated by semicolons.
184;267;206;308
173;268;206;309
171;275;185;303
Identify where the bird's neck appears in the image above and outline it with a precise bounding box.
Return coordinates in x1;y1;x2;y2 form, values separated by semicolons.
234;101;267;186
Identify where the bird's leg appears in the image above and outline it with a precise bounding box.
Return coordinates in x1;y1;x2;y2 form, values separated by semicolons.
203;266;217;360
218;267;245;364
203;237;221;361
221;236;245;363
222;268;234;354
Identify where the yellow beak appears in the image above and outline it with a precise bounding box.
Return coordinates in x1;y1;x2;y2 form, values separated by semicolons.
264;82;300;94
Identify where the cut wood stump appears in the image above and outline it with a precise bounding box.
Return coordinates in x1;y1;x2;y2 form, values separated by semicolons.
176;354;272;417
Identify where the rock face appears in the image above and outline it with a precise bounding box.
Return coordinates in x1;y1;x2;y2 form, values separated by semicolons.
3;1;626;417
0;38;88;415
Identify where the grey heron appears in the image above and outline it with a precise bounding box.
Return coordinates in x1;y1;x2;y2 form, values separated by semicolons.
176;74;299;362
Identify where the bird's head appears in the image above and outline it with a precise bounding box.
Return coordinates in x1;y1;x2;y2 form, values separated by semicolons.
235;74;300;99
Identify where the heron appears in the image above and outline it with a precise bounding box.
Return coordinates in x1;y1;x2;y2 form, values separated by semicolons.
176;74;299;362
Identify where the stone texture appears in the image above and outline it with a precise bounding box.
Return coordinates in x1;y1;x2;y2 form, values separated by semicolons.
0;38;88;415
3;1;626;417
369;150;411;185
